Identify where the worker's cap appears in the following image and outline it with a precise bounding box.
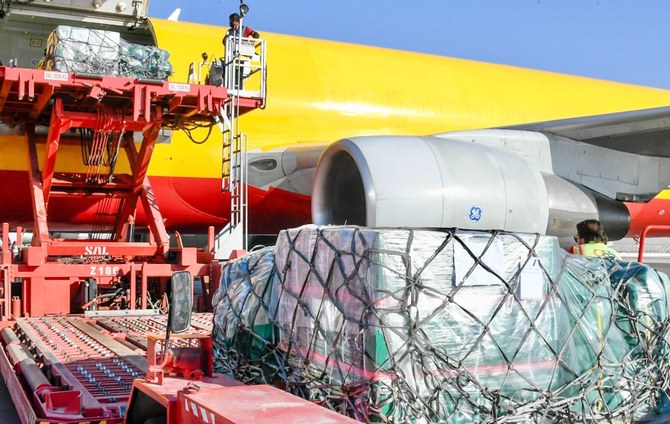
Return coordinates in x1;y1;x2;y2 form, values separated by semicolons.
229;13;241;22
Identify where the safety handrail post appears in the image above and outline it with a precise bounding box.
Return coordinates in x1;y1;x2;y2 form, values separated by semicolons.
637;224;670;262
1;223;9;265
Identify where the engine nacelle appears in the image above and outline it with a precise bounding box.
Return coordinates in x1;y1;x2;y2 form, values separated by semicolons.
312;136;549;232
312;134;630;246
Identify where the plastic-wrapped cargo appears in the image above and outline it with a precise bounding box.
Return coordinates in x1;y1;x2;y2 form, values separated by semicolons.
118;40;173;79
212;247;281;383
600;260;670;417
211;225;670;423
274;227;576;422
208;60;224;87
43;26;173;79
46;26;120;75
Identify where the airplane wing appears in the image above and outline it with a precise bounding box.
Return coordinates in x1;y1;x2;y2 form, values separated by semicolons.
504;105;670;157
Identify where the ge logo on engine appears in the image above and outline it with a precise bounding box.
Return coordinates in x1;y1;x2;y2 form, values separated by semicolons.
469;206;482;222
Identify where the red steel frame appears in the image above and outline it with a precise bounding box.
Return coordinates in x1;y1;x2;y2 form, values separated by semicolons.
0;67;262;319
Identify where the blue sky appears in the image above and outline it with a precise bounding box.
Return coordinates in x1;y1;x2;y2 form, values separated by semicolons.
149;1;670;89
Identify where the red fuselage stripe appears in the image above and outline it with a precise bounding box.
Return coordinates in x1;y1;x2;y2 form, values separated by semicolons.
0;170;311;234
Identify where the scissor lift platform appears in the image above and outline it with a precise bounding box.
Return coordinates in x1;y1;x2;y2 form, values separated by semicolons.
0;67;263;319
0;67;262;125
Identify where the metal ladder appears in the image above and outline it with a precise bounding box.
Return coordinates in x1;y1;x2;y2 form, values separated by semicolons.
216;89;248;258
215;31;258;258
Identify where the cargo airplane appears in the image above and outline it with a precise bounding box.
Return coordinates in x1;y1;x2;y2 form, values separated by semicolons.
1;2;670;248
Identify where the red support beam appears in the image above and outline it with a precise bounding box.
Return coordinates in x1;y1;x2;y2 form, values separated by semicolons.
114;132;142;241
0;79;11;114
115;125;170;255
141;264;148;309
207;226;215;253
133;85;157;122
0;223;12;319
1;223;9;264
134;122;162;191
168;96;183;112
130;264;137;310
139;182;171;256
25;124;50;248
17;69;34;101
1;267;9;320
41;98;74;206
28;85;55;121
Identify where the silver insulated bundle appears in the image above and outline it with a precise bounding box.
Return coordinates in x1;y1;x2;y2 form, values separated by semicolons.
43;26;173;79
212;226;670;423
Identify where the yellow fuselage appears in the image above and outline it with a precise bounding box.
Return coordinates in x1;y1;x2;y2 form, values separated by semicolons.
152;19;670;177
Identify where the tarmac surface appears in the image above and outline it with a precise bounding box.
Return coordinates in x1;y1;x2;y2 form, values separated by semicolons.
0;377;19;423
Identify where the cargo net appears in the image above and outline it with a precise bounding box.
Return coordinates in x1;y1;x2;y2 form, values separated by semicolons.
42;26;173;80
212;226;670;423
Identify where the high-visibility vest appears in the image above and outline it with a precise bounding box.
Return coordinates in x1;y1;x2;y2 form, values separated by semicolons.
572;242;620;260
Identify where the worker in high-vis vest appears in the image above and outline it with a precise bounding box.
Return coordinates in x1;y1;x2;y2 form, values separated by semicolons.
569;219;621;260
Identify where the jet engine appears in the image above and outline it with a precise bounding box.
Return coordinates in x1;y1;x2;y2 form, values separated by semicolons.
312;132;630;246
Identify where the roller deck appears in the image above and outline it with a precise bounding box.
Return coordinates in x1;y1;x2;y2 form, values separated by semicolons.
0;313;212;423
0;313;357;424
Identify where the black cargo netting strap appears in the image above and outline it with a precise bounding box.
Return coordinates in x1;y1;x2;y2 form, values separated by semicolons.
212;226;670;423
